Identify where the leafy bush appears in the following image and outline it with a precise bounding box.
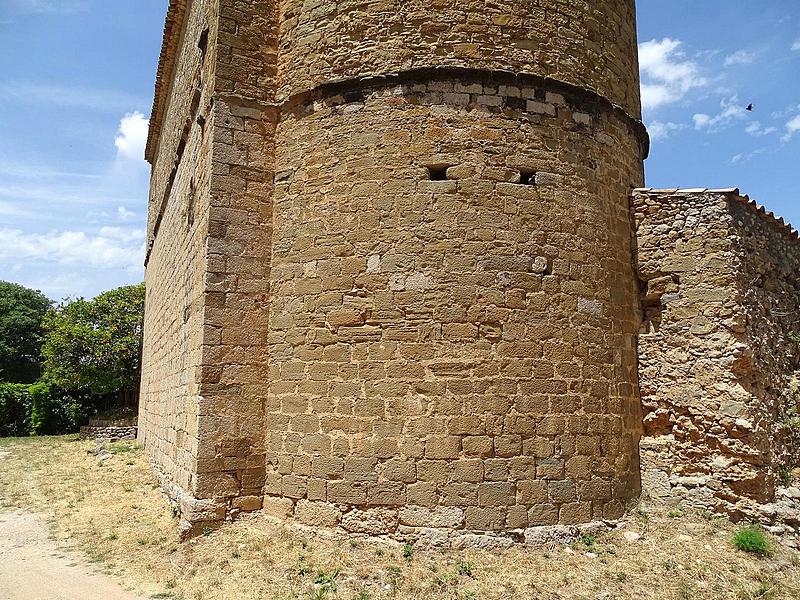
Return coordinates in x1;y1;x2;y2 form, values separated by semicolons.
29;384;98;436
0;381;99;437
732;526;773;557
0;383;31;436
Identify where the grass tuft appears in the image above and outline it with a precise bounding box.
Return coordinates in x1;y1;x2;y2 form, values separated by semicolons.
732;526;773;557
457;560;475;578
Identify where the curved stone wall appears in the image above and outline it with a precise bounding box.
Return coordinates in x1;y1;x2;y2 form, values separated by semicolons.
276;0;641;117
263;77;644;536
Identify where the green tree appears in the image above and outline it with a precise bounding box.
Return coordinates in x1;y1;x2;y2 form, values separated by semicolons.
0;281;52;383
41;283;145;399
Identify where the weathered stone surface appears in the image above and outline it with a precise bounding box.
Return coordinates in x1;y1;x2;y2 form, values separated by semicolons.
179;496;226;523
141;0;649;538
294;500;341;527
451;533;515;551
399;506;464;528
634;189;800;522
340;508;398;535
523;525;579;547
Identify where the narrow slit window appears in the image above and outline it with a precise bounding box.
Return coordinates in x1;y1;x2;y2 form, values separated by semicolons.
518;171;536;185
427;166;448;181
186;179;196;230
198;28;210;56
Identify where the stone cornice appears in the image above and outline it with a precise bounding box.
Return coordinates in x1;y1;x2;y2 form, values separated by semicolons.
145;0;190;164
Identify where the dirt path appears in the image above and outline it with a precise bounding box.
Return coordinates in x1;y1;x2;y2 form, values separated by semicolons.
0;510;146;600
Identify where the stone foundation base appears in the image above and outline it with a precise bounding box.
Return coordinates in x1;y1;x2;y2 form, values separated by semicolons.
641;461;800;548
145;463;264;540
260;496;613;549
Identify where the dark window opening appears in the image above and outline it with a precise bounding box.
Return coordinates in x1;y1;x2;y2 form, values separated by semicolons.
343;89;364;104
506;96;526;111
427;166;449;181
198;28;210;56
190;85;202;116
187;179;196;230
518;171;536;185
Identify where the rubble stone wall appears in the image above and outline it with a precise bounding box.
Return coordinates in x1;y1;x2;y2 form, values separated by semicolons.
634;189;800;519
80;426;138;441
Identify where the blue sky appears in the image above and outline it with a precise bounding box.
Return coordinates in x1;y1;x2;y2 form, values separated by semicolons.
0;0;798;300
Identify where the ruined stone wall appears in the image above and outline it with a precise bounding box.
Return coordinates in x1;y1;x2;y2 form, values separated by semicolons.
634;189;800;519
730;200;800;486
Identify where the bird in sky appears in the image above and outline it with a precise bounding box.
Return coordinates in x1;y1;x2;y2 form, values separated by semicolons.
746;103;754;112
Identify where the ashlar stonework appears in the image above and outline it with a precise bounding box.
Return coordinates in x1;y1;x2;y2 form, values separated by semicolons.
138;0;800;543
139;0;647;540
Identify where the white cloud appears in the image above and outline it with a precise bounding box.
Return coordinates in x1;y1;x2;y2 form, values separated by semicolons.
638;38;707;111
745;121;778;137
114;112;149;161
648;121;686;141
98;226;146;243
117;206;136;221
0;228;144;271
782;114;800;142
693;96;748;132
792;40;800;51
723;50;755;67
730;148;766;164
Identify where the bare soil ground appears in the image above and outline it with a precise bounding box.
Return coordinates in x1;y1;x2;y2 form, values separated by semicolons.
0;509;145;600
0;435;799;600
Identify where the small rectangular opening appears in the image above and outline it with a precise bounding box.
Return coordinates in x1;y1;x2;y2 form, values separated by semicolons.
187;179;196;230
519;171;536;185
198;28;210;56
427;166;448;181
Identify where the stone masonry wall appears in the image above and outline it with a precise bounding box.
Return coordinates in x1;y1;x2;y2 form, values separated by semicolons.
264;78;645;538
189;0;278;531
633;189;800;520
141;0;648;538
138;0;219;515
276;0;642;116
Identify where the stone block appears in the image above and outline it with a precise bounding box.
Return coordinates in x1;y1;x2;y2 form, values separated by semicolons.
262;496;295;519
399;506;464;528
478;482;515;507
465;507;507;530
294;500;341;527
367;482;406;506
340;508;398;534
328;481;368;504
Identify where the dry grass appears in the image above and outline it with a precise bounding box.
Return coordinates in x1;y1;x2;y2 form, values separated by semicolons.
1;435;799;600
